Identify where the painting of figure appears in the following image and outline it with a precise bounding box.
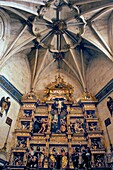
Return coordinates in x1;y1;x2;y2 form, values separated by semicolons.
0;96;11;117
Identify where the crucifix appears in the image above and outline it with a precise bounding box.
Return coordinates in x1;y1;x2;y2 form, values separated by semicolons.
55;100;63;132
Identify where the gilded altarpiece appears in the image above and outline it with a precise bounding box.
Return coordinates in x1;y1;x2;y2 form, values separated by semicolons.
8;75;106;169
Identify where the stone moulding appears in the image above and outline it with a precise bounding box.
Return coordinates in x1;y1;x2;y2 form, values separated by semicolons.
0;75;22;103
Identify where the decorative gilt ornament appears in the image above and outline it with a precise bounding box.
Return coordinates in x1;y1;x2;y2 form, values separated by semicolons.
43;74;75;102
21;89;39;103
81;89;97;102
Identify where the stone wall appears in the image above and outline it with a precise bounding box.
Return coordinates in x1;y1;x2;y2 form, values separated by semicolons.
0;53;31;94
0;88;20;153
87;53;113;96
97;92;113;152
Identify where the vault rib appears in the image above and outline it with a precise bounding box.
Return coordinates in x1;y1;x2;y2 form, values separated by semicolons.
32;49;39;84
63;33;86;91
108;11;113;53
0;36;36;68
2;6;28;20
80;48;86;89
37;59;55;84
32;49;49;89
63;58;82;86
1;25;28;61
32;34;55;88
88;7;113;22
80;1;113;16
89;23;113;56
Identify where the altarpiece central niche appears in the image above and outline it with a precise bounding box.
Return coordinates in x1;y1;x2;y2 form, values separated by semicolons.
9;75;106;170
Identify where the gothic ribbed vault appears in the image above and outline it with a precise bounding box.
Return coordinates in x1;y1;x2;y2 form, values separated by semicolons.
0;0;113;95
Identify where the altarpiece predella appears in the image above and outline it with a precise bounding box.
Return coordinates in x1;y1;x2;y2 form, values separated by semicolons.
8;75;106;169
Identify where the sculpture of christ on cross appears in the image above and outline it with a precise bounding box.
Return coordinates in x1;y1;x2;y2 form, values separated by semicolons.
55;99;64;132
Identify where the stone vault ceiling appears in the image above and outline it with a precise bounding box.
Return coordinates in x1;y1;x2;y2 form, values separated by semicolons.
0;0;113;93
